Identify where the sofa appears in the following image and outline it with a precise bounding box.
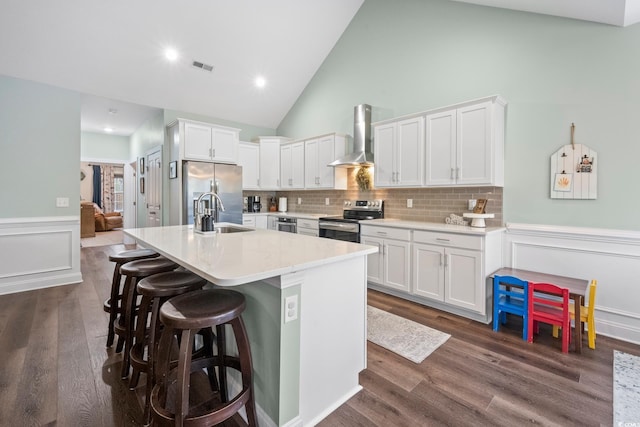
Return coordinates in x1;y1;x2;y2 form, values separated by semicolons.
92;203;123;231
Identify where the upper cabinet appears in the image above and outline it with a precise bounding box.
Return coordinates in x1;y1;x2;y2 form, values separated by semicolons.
372;95;506;189
257;136;286;190
304;133;347;190
179;120;240;164
425;96;505;187
373;117;424;187
280;141;305;190
238;141;260;190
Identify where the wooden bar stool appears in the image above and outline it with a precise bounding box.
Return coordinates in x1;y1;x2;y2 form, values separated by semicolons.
115;257;179;380
150;289;258;427
105;249;160;349
129;271;208;424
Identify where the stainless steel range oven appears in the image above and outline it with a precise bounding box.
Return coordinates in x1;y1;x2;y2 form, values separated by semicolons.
319;200;384;243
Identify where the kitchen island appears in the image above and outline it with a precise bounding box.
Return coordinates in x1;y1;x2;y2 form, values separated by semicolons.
124;224;377;427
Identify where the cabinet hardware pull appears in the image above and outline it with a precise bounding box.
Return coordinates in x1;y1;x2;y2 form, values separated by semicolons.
440;253;444;266
377;231;387;235
212;148;216;158
450;168;454;179
444;254;449;267
456;167;459;179
436;238;450;242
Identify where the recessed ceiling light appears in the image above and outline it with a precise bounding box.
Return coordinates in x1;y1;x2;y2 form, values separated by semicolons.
165;48;178;61
255;76;266;88
104;127;114;133
108;108;118;115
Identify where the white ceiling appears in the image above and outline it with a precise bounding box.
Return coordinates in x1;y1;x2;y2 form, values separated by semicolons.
1;0;638;137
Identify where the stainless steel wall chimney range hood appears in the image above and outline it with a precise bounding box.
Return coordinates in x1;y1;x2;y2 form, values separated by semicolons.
329;104;373;168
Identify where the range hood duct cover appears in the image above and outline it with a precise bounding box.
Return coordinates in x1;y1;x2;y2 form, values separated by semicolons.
329;104;374;167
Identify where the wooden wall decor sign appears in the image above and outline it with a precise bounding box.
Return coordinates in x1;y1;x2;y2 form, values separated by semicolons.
550;124;597;199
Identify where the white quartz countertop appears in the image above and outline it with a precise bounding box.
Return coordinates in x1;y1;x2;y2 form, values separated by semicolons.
124;224;377;286
361;218;505;235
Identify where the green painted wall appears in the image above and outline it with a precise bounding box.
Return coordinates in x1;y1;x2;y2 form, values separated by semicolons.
81;131;129;161
277;0;640;231
0;75;80;218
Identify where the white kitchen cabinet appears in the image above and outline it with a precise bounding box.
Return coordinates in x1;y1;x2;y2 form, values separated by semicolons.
373;117;424;187
425;96;505;187
238;141;260;190
361;226;411;292
267;215;278;230
412;231;484;314
183;120;239;164
242;214;267;229
257;137;285;190
242;214;256;228
280;141;305;190
296;218;319;237
255;215;268;229
304;134;347;190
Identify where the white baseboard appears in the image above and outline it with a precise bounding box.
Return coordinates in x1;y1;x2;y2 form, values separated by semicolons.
0;216;82;295
506;223;640;345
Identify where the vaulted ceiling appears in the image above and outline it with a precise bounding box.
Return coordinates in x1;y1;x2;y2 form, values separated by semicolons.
0;1;637;136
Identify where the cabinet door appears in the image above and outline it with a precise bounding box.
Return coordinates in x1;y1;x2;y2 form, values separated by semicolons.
259;140;280;189
456;101;492;185
412;243;445;301
291;142;305;188
304;138;319;187
361;235;384;284
316;135;336;188
255;216;268;229
211;127;238;164
184;122;212;161
396;117;424;186
238;142;259;189
383;239;411;292
280;144;293;188
373;123;396;187
242;215;256;228
445;247;483;313
425;109;456;186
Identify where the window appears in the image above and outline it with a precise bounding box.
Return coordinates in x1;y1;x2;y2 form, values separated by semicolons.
113;174;124;212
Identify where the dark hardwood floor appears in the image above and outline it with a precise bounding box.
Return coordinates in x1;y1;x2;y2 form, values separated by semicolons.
0;244;638;426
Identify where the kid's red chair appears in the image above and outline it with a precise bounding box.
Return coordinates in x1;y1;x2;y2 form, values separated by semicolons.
527;282;571;353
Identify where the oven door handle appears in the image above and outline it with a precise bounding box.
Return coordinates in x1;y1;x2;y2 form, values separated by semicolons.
319;222;359;232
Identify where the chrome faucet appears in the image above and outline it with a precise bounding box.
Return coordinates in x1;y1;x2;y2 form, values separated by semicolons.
195;192;225;231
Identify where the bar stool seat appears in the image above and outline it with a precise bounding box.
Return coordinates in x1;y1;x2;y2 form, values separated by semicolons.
115;257;179;380
129;271;208;424
151;289;258;427
105;248;159;349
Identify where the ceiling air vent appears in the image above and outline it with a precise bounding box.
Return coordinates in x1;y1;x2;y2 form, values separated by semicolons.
192;60;214;72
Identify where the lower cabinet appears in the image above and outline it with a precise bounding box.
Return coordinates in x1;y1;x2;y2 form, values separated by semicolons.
413;243;482;313
361;226;411;293
267;216;277;230
242;214;268;229
296;218;319;237
362;224;502;323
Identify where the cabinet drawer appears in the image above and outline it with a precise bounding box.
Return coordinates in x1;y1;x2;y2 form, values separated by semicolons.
360;225;411;241
413;230;481;250
297;219;318;230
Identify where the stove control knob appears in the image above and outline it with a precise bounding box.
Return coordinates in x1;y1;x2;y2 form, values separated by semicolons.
367;201;372;206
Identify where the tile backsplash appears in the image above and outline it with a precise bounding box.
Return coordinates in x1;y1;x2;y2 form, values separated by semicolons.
243;169;503;227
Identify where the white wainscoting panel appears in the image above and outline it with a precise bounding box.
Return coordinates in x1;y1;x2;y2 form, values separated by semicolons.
0;217;82;295
505;223;640;344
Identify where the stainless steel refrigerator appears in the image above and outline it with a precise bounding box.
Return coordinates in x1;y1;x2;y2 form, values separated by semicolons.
182;161;243;226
